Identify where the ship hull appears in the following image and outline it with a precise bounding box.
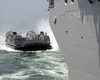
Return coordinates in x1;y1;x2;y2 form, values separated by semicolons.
49;0;100;80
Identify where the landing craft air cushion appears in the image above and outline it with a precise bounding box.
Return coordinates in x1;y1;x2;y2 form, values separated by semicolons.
5;31;52;51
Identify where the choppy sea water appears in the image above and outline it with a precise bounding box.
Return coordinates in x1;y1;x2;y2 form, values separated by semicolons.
0;50;68;80
0;38;68;80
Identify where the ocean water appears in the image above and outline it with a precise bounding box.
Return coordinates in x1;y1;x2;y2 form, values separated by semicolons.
0;36;68;80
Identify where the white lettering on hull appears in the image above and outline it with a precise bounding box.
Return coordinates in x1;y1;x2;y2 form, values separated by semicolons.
69;11;86;25
69;11;82;18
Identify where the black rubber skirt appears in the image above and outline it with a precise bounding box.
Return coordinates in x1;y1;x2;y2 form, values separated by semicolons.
6;42;52;51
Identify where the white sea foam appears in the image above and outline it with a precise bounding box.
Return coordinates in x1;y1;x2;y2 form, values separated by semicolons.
0;36;16;52
0;77;2;80
1;71;29;79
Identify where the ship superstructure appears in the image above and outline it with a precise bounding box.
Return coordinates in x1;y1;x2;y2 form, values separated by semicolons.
48;0;100;80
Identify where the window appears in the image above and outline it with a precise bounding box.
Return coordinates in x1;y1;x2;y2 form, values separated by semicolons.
65;0;68;3
71;0;74;4
71;0;74;2
65;0;68;5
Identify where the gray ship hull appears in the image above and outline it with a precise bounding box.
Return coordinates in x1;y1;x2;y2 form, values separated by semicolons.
49;0;100;80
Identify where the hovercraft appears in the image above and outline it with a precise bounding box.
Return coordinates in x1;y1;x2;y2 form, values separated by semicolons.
5;31;52;51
